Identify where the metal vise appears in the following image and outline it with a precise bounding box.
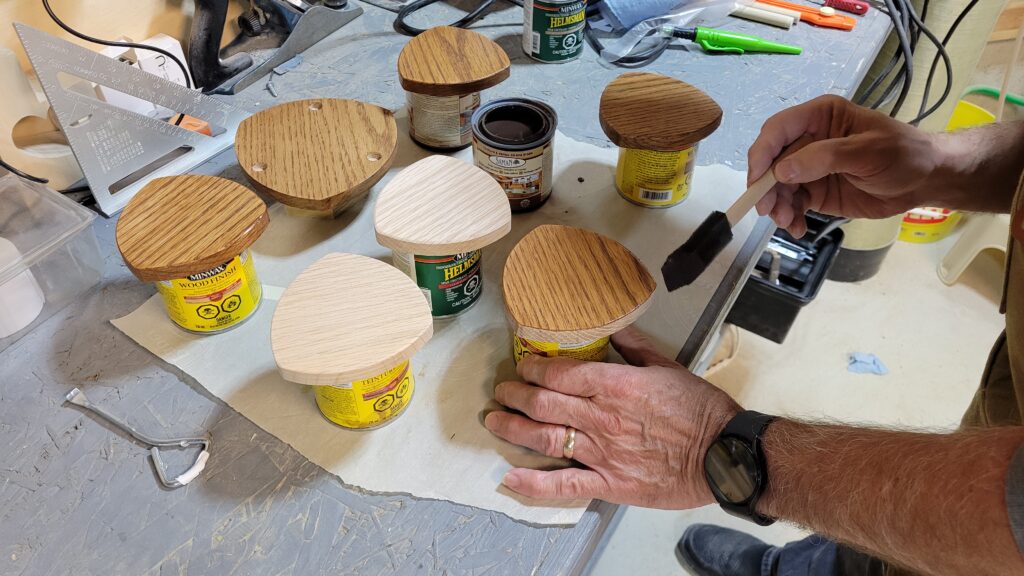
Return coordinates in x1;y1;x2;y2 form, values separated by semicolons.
188;0;362;94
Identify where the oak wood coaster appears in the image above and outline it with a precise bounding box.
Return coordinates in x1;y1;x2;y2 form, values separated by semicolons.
599;72;723;151
375;155;511;255
503;224;657;343
271;253;433;386
398;26;510;97
236;98;398;214
116;175;269;282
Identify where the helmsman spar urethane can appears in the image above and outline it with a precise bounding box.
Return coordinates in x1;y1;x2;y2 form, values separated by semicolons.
392;250;483;318
523;0;587;63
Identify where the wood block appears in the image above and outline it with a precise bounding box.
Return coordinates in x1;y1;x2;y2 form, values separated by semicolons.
236;98;398;214
398;26;510;97
116;175;268;282
503;224;657;343
271;253;433;386
375;155;512;255
599;72;723;151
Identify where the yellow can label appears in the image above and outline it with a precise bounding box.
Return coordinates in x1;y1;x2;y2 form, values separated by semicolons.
156;249;262;333
615;145;697;208
513;335;610;364
314;361;415;429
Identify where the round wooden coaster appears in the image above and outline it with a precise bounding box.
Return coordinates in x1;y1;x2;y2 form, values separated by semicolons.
503;224;657;343
116;175;269;282
374;155;511;255
398;26;510;97
272;253;433;386
599;72;723;151
236;98;398;214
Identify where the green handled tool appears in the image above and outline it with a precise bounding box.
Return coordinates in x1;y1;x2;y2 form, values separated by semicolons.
665;26;802;55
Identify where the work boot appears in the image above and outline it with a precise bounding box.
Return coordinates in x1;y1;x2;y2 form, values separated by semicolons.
676;524;776;576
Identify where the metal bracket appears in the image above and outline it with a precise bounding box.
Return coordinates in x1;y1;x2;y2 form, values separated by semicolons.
14;23;249;217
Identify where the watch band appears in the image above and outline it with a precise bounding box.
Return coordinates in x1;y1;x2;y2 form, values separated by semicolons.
714;410;777;526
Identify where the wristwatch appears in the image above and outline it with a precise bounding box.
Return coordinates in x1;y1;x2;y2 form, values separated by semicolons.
703;410;777;526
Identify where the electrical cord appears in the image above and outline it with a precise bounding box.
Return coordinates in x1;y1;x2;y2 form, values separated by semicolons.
394;0;523;37
911;0;979;125
880;0;913;118
0;156;49;184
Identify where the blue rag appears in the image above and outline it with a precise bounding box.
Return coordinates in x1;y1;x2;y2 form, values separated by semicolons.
847;353;889;375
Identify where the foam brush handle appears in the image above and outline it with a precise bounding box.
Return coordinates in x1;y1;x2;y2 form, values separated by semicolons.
725;134;814;227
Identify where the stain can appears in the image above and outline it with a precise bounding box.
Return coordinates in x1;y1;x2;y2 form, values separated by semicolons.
471;98;557;213
523;0;587;63
314;360;415;430
615;145;699;208
155;248;263;334
513;335;610;364
392;250;483;318
407;91;481;151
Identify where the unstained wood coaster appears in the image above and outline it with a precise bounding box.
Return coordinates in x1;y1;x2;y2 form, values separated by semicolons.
503;224;657;343
272;253;433;386
397;26;510;97
375;155;511;255
599;72;723;151
116;175;269;282
236;98;398;214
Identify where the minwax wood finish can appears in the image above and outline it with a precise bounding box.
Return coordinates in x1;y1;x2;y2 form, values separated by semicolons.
513;335;610;363
397;27;511;151
523;0;587;63
471;98;557;213
115;175;269;335
271;253;433;431
392;250;483;318
599;72;723;209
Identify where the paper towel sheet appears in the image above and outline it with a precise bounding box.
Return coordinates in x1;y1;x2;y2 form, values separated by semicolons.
112;128;752;525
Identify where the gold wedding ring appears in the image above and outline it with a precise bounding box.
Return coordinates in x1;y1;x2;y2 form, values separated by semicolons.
562;426;576;460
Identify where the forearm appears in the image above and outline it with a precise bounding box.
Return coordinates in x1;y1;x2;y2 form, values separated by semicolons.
924;121;1024;213
757;419;1024;576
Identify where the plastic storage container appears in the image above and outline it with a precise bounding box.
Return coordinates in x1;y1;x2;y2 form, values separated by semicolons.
0;173;102;353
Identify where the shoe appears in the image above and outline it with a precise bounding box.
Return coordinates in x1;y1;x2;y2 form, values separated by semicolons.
676;524;774;576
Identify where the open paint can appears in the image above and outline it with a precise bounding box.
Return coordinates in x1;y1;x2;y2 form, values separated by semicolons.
116;175;269;335
471;98;557;213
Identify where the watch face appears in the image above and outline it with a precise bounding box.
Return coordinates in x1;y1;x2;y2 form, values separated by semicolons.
705;436;758;504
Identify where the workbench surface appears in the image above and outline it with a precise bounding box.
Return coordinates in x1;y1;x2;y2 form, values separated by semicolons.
0;3;890;574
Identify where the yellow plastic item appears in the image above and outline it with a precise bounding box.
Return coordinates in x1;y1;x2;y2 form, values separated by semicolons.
900;208;963;244
945;100;996;131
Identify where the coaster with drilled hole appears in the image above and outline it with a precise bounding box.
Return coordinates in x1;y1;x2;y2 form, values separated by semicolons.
271;252;433;430
599;72;722;209
503;224;657;363
398;26;510;151
116;175;269;334
374;155;511;318
235;98;398;216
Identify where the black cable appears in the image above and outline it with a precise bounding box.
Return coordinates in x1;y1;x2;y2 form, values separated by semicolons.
904;0;950;124
0;156;49;184
880;0;913;117
41;0;192;126
394;0;523;37
912;0;979;125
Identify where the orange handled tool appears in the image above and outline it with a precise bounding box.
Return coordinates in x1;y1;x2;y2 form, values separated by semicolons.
756;0;857;30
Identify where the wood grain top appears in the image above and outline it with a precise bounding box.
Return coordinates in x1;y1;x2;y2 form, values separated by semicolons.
374;155;511;255
116;175;269;282
236;98;398;214
271;253;433;386
599;72;723;151
397;26;510;96
503;224;657;343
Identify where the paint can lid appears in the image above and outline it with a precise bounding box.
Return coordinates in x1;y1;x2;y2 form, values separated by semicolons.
236;98;397;214
398;26;510;97
503;224;657;343
271;253;433;386
472;98;558;150
116;175;269;282
599;72;723;151
374;155;511;255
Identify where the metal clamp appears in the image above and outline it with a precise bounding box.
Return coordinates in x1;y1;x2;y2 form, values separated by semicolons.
64;388;211;489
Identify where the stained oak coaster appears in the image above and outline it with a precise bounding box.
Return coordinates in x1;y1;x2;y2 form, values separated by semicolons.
397;26;510;97
236;98;398;215
503;224;657;351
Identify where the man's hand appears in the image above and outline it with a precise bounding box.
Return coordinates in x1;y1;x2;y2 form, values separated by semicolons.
484;326;740;509
750;95;945;237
